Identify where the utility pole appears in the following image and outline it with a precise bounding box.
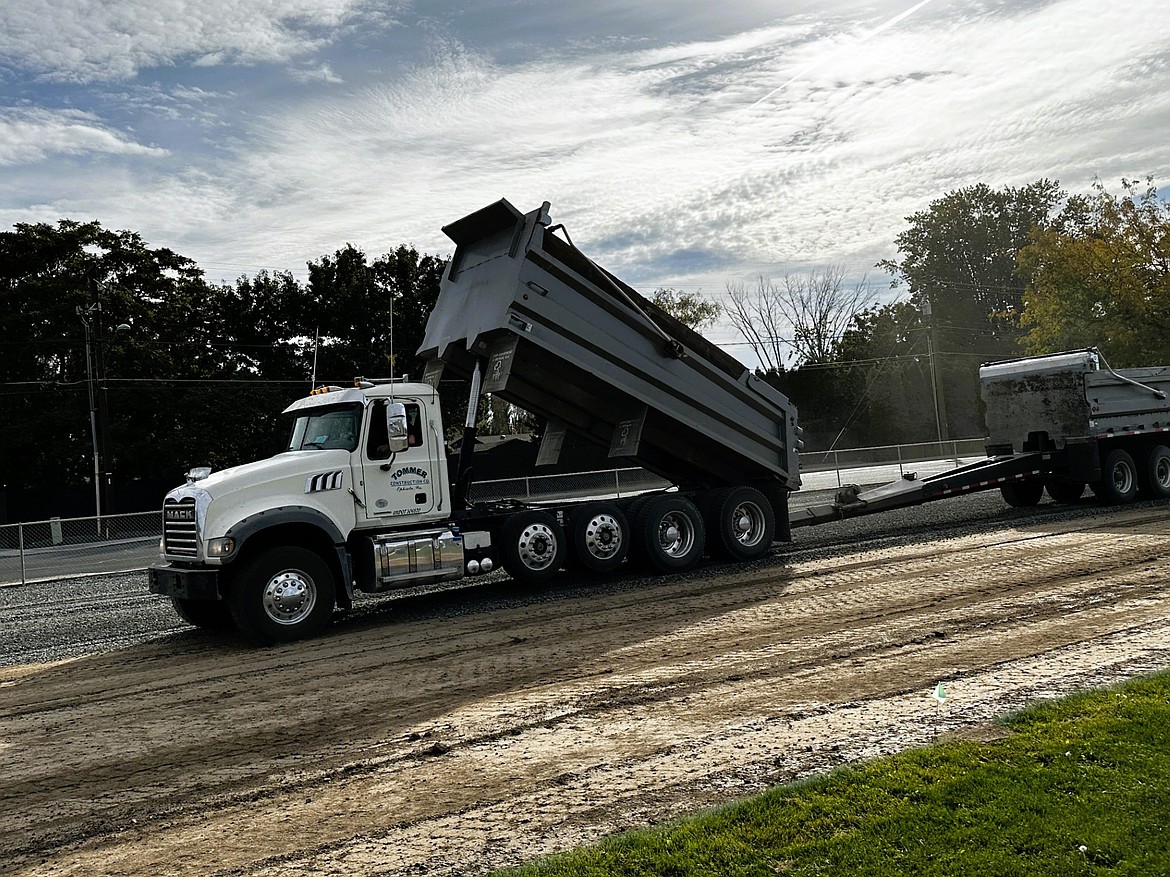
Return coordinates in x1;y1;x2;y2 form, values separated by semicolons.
922;297;949;444
77;303;102;534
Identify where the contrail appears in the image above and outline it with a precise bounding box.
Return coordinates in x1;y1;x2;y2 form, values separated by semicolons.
748;0;942;109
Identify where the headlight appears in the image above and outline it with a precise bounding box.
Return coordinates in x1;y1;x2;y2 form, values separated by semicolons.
206;537;236;558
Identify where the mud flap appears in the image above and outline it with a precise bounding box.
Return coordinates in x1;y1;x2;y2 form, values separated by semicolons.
609;406;647;458
536;420;567;467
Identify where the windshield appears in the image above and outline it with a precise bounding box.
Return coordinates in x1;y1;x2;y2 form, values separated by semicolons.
287;403;362;452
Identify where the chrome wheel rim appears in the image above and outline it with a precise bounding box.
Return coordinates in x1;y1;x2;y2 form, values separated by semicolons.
517;522;558;571
658;511;695;558
1156;455;1170;490
731;500;767;548
1112;460;1135;495
583;513;623;560
262;569;318;626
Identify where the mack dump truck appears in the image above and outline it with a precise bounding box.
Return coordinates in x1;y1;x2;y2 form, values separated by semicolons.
148;198;1170;644
149;199;803;642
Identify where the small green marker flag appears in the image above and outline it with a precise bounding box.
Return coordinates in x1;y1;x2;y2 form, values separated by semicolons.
931;682;947;704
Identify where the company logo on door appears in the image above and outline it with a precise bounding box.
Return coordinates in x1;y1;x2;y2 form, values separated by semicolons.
390;466;431;492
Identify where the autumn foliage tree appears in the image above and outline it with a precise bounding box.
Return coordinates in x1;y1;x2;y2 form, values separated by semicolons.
1018;178;1170;366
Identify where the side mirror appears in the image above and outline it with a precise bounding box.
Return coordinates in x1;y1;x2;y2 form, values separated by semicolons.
386;402;410;453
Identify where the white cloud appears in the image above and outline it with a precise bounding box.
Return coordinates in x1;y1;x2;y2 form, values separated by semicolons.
197;0;1166;287
0;0;400;82
2;0;1168;316
0;107;167;166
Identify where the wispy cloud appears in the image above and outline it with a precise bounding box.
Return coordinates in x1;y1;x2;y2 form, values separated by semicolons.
0;0;401;82
0;0;1167;306
0;108;168;166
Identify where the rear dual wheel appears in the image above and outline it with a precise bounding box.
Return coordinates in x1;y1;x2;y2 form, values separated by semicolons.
500;510;565;585
1091;449;1139;504
1000;481;1044;507
570;503;629;573
701;486;776;561
633;495;705;574
1140;444;1170;499
1045;478;1085;504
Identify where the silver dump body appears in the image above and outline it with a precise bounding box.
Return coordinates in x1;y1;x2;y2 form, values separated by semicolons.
418;199;800;492
981;349;1170;452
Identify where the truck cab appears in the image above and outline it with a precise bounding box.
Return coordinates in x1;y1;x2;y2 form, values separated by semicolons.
149;380;472;643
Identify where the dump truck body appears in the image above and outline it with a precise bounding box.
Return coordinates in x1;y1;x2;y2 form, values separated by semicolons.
417;199;800;494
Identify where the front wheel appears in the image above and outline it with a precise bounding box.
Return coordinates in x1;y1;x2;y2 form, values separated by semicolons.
633;495;705;574
1091;448;1139;504
228;547;336;644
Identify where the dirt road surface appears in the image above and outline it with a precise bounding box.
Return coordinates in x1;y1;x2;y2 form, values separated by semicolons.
3;503;1169;876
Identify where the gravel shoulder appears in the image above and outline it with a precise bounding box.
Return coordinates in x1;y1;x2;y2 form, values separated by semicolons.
2;498;1168;876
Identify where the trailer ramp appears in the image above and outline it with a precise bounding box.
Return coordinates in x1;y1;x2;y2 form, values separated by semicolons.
791;453;1052;528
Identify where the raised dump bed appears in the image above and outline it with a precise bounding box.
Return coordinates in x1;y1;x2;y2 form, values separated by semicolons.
418;198;801;495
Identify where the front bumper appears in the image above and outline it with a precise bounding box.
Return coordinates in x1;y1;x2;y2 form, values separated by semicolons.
148;564;222;601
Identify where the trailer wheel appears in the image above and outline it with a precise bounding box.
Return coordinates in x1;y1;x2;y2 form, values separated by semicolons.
1000;481;1044;507
702;486;776;561
570;503;629;573
171;596;234;630
501;511;564;585
228;547;336;644
1044;478;1085;504
634;495;705;574
1140;445;1170;499
1091;448;1139;504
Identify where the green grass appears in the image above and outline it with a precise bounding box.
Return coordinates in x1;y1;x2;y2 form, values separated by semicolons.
499;672;1170;877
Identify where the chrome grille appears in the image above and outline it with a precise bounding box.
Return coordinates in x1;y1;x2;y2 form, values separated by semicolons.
162;497;199;556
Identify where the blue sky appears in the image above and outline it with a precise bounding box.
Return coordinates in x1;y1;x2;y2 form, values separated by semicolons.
2;0;1167;355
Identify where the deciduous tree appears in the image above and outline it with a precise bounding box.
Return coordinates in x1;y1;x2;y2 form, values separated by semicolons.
1018;178;1170;366
725;266;875;370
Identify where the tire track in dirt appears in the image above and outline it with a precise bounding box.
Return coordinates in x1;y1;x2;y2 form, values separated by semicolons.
1;505;1168;876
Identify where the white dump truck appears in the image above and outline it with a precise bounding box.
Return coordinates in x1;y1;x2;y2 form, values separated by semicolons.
149;199;802;642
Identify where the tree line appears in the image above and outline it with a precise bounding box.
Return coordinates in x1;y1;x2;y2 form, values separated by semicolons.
729;178;1170;450
2;177;1167;512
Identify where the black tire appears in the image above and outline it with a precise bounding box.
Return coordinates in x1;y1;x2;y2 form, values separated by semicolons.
1000;481;1044;507
1091;448;1139;504
570;503;629;573
228;547;336;644
171;596;234;630
633;494;705;574
701;486;776;561
1139;444;1170;499
500;511;565;585
1044;478;1085;504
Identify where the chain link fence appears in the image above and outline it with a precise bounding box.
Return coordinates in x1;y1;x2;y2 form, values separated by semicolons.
0;512;161;587
0;440;989;586
799;438;985;473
